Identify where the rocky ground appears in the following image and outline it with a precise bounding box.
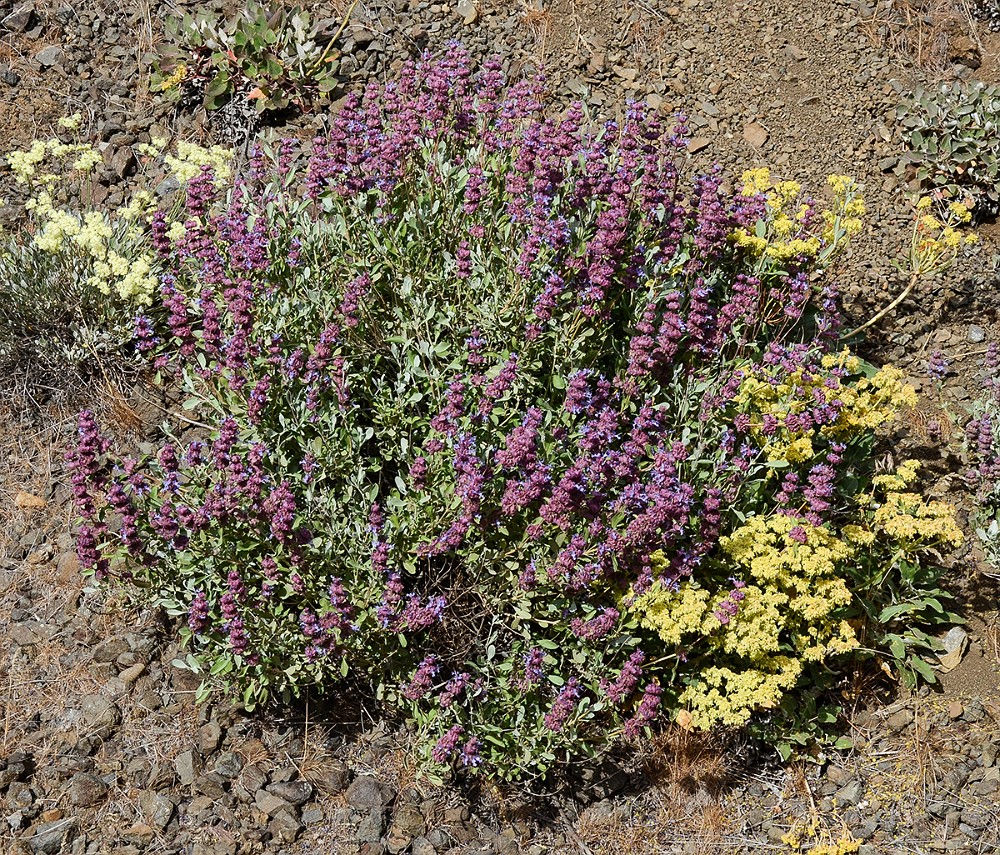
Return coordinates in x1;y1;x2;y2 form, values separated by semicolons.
2;0;1000;852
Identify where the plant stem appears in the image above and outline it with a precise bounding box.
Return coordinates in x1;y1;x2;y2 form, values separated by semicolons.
843;271;920;340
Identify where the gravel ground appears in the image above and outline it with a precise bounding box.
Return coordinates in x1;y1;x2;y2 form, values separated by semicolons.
2;0;1000;852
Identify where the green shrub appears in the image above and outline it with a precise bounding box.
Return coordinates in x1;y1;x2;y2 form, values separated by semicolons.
149;1;340;115
69;50;962;778
895;80;1000;219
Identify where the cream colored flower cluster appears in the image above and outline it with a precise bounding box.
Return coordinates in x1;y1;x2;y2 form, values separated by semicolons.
23;192;158;304
164;141;233;183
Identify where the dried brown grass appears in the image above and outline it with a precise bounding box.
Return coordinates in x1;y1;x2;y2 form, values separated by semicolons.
858;0;983;78
574;727;752;854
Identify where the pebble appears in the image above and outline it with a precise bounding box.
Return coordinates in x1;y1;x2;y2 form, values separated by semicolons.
743;121;769;147
33;45;62;67
67;773;107;808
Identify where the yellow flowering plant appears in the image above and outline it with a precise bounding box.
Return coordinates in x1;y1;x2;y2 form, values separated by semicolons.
0;124;219;381
623;342;962;758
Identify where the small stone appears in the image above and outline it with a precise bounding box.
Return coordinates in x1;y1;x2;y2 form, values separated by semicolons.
269;810;304;843
193;772;226;799
455;0;478;23
266;780;313;806
347;775;395;809
3;4;35;32
826;766;852;787
107;147;137;180
687;136;711;154
34;45;62;68
390;803;426;839
11;622;46;647
239;763;268;794
315;761;351;794
175;750;199;785
197;721;223;754
68;773;107;807
886;709;913;731
301;806;324;824
188;795;214;816
411;838;437;855
743;122;769;148
968;325;986;343
255;789;293;817
14;491;46;509
122;823;156;845
138;791;175;830
27;818;78;854
960;822;982;840
834;778;865;807
93;638;129;664
119;663;145;685
155;176;181;198
356;808;387;842
213;751;243;779
962;700;986;722
80;695;121;730
1;65;20;86
948;701;964;720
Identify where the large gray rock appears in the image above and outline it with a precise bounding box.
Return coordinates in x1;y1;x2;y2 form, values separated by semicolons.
346;774;395;809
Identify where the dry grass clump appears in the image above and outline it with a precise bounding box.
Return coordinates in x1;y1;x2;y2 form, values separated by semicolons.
859;0;984;77
574;728;756;854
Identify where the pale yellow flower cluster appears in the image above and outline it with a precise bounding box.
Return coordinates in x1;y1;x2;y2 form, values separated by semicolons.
629;517;860;729
23;191;157;304
164;141;233;183
909;197;977;275
7;138;102;183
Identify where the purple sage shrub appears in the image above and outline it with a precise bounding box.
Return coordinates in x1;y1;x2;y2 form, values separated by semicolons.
69;46;932;779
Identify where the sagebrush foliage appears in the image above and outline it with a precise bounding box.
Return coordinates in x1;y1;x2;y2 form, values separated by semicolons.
68;49;960;778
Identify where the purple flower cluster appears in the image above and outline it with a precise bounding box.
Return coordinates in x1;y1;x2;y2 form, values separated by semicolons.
713;579;747;626
431;724;465;763
602;650;645;705
623;682;662;738
403;655;439;701
543;678;581;732
188;590;210;634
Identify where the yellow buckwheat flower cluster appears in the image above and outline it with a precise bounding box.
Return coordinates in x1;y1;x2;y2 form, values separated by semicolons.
631;516;859;729
164;142;233;183
855;460;963;551
822;174;865;243
21;188;157;305
908;198;978;275
731;169;865;264
735;351;916;464
6;138;103;183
